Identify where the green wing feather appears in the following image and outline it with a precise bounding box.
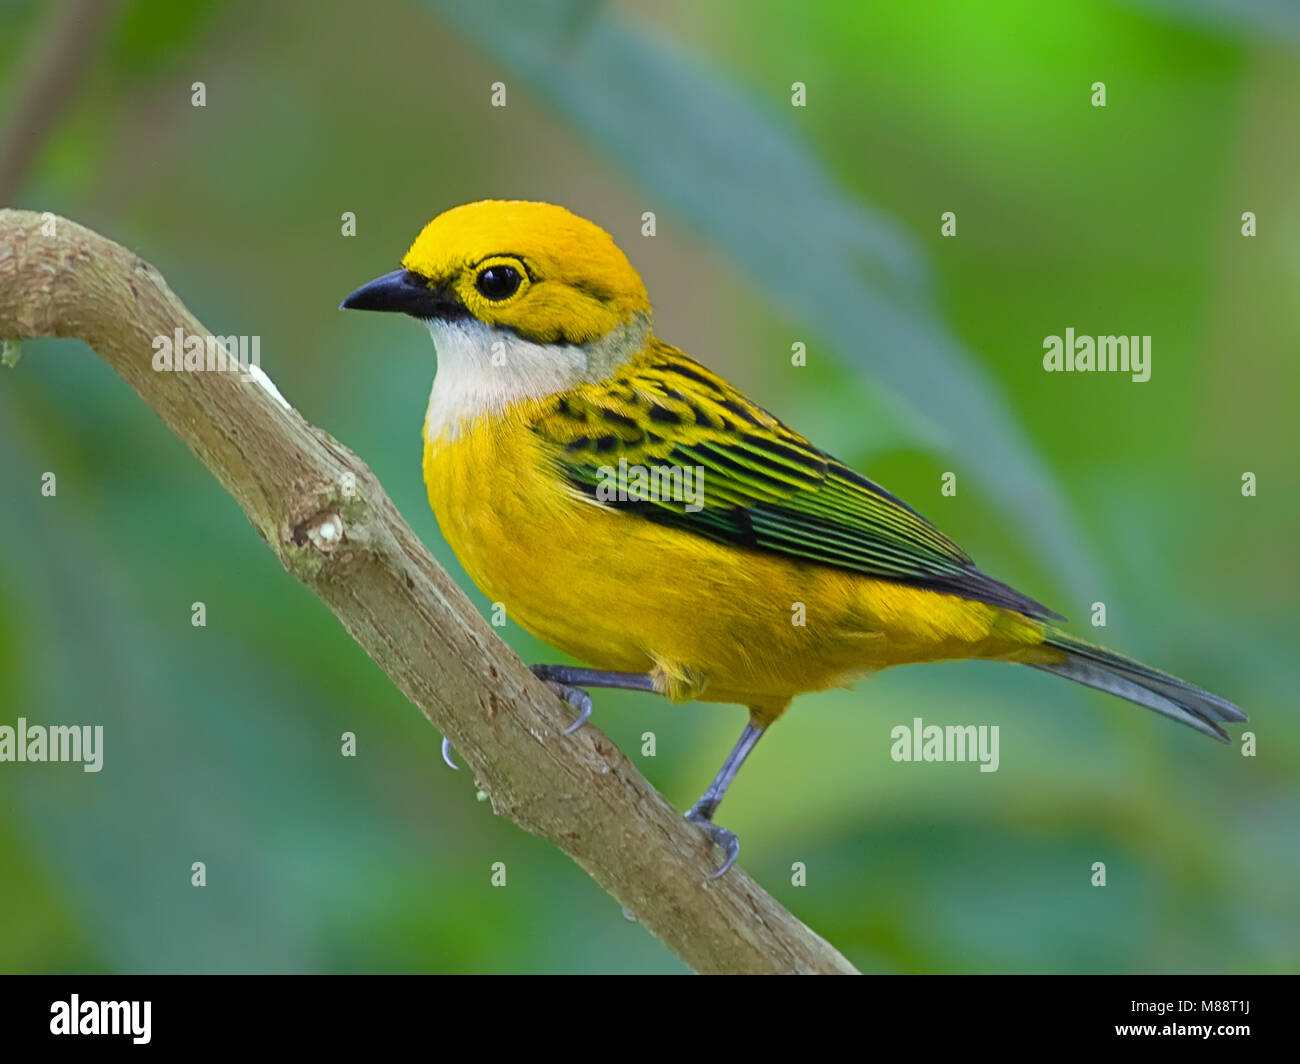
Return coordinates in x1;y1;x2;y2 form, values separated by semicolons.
534;342;1063;621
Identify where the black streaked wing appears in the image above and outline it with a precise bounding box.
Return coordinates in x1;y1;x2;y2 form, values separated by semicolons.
534;346;1063;622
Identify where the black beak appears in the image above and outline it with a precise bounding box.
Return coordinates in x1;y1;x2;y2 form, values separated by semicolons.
340;269;465;320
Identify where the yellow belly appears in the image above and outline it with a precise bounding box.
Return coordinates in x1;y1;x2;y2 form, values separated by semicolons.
423;408;1050;719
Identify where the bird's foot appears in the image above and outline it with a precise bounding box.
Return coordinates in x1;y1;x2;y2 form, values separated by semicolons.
443;669;595;771
529;666;594;734
685;801;740;879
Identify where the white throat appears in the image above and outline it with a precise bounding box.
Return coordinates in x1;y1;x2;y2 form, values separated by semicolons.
423;315;649;439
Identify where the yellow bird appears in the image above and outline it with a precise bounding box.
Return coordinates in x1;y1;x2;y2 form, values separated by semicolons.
342;200;1246;875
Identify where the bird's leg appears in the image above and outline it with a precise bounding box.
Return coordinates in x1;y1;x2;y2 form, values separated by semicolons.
529;664;658;734
446;664;764;879
533;669;766;878
439;666;656;769
685;721;766;878
529;664;659;693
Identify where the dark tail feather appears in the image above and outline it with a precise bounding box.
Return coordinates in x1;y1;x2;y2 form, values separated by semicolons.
1033;631;1247;743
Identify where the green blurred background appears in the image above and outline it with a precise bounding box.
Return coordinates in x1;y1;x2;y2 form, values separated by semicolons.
1;0;1296;973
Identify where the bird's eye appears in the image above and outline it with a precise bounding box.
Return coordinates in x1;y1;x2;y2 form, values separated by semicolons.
475;264;522;301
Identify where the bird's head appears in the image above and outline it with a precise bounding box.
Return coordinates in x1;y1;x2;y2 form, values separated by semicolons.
341;200;650;345
342;201;652;430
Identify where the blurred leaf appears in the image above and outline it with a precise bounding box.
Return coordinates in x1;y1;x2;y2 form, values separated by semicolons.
107;0;225;79
1118;0;1300;43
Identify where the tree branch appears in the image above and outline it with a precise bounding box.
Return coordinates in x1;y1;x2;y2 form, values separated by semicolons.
0;209;858;975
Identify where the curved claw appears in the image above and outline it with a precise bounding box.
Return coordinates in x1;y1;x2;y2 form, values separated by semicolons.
560;687;593;735
539;680;593;735
441;737;459;770
685;808;740;879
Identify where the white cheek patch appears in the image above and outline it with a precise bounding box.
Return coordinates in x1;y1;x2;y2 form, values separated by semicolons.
422;316;648;439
